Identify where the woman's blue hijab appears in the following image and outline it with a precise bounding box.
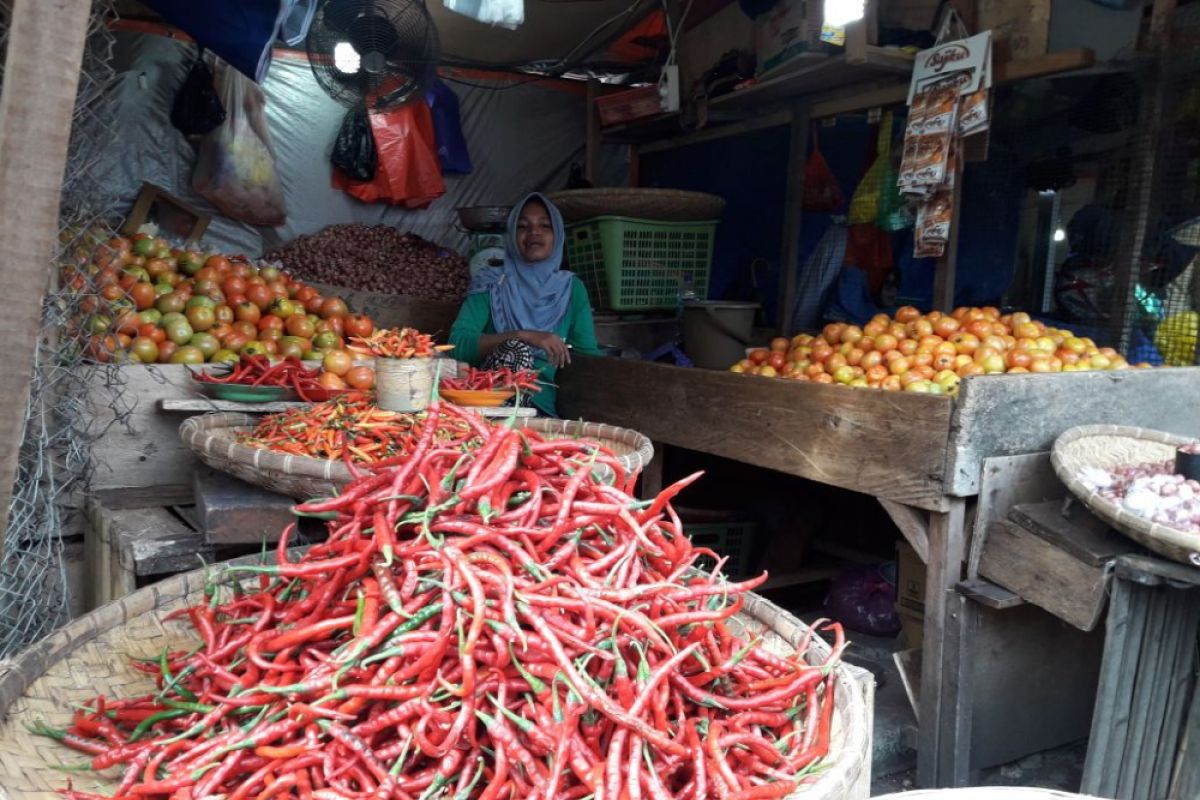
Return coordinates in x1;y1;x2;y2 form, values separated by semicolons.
469;193;574;334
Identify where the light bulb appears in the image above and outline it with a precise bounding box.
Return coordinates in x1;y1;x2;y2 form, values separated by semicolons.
334;41;360;74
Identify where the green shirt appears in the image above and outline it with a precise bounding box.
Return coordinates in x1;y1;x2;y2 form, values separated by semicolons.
448;277;601;416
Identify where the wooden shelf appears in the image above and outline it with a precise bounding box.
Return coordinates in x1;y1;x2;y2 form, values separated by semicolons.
710;47;913;111
157;398;536;417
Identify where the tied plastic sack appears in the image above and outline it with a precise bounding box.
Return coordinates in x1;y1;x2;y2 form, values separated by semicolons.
443;0;523;29
331;106;378;182
824;565;902;638
171;50;225;138
802;127;844;212
333;100;446;209
192;63;286;226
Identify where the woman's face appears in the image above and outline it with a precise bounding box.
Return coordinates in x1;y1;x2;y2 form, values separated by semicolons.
516;201;555;263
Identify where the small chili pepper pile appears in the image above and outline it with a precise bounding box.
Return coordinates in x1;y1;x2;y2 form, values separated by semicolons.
441;367;542;393
347;328;454;359
44;401;845;800
240;395;477;466
194;356;327;401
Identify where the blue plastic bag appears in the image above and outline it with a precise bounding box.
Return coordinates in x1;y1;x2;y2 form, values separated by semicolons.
426;80;472;175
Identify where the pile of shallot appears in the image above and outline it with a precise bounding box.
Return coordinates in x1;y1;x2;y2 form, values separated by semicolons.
265;224;470;302
1080;460;1200;532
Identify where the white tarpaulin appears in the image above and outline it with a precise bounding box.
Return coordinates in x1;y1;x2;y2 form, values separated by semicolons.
97;31;588;255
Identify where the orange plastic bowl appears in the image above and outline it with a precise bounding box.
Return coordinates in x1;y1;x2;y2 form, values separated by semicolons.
440;388;516;407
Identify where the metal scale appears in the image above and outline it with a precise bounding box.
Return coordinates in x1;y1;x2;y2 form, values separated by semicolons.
455;205;508;278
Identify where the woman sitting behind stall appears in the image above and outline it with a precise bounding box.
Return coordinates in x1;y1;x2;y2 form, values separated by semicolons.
449;193;600;416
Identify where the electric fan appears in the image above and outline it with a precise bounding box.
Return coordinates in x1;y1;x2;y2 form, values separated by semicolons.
306;0;440;110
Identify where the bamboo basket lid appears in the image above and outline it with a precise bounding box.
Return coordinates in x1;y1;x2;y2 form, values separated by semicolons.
1052;424;1200;566
0;562;871;800
547;188;726;223
180;412;656;500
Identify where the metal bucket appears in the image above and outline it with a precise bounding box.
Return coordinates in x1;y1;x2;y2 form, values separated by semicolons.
682;300;759;370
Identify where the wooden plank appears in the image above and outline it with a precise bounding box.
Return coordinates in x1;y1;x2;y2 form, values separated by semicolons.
979;521;1110;630
1119;587;1172;800
557;356;954;510
83;365;200;489
93;485;194;509
778;105;810;333
107;506;212;577
966;452;1064;578
1173;673;1200;798
879;498;930;562
1115;554;1200;589
1008;499;1133;566
637;111;792;156
955;577;1023;609
1157;594;1200;798
0;0;95;553
978;0;1051;60
945;368;1200;496
917;499;967;786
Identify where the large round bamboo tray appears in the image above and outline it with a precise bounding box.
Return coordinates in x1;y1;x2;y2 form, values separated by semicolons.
180;412;656;500
0;562;872;800
1051;424;1200;565
547;188;726;223
874;790;1106;799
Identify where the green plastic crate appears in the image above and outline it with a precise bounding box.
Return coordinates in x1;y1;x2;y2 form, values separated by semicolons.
564;216;717;311
686;520;759;580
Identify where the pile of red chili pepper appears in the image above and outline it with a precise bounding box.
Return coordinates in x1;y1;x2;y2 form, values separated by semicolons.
43;400;844;800
347;328;454;360
441;367;542;393
194;357;326;402
239;395;477;466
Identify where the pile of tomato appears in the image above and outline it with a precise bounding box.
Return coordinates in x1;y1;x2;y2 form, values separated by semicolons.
72;233;376;366
731;305;1151;396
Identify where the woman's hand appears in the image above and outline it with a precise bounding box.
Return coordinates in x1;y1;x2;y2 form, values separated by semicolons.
520;331;571;367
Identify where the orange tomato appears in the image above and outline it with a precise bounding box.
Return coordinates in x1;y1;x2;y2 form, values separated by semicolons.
343;366;375;390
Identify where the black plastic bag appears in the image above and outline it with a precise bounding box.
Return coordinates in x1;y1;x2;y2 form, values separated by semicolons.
331;107;378;182
171;50;225;138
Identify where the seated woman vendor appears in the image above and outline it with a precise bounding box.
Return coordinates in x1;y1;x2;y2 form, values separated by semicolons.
449;193;600;416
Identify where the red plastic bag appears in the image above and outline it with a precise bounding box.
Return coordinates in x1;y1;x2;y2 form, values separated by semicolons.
843;222;893;295
802;128;844;213
333;100;446;208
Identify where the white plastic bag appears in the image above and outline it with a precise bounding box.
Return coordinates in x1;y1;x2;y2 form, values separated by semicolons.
443;0;523;30
192;62;287;226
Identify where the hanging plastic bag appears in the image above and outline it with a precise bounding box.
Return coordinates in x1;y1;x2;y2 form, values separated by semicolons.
331;107;378;182
802;127;843;213
171;49;225;138
847;114;893;225
426;79;472;175
875;114;911;232
442;0;524;30
192;62;286;226
333;100;446;209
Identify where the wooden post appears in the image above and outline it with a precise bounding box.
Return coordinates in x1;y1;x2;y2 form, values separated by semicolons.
586;79;602;186
0;0;95;555
777;105;810;333
932;160;966;311
917;498;969;786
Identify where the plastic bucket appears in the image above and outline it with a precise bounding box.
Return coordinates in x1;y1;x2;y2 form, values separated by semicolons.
682;301;759;370
375;357;436;412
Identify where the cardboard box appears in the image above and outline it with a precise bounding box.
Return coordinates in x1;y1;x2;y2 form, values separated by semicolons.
755;0;823;78
896;603;924;650
896;540;926;614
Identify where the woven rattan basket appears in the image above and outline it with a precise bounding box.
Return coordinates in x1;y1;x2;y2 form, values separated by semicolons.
180;412;656;500
547;188;726;223
0;563;872;800
1052;424;1200;566
873;791;1106;799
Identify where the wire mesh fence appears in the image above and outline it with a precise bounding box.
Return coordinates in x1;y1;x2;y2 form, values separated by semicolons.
0;0;129;657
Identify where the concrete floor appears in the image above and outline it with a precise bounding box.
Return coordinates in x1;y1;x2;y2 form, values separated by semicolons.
820;619;1089;797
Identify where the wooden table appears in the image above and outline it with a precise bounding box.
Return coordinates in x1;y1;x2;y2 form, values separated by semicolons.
558;356;1200;787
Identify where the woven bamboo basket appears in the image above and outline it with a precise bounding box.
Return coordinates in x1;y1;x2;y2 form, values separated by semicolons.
180;413;656;500
546;188;726;223
873;790;1106;799
0;561;873;800
1051;424;1200;566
